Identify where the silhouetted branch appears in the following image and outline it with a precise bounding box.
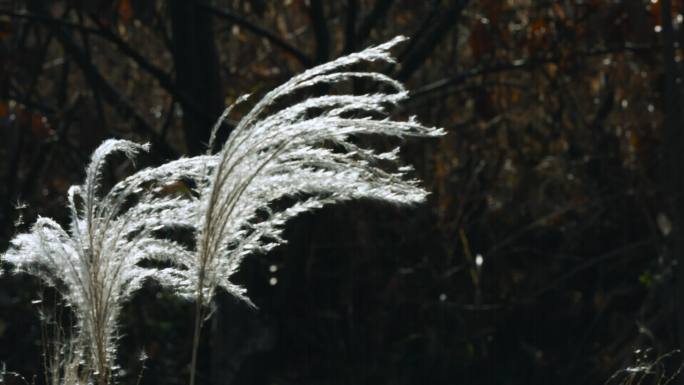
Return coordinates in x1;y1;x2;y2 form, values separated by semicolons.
343;0;358;53
0;9;94;34
196;2;313;67
87;16;191;108
410;44;660;101
54;27;177;159
354;0;393;49
396;0;468;81
532;239;654;298
396;1;439;63
1;9;207;126
75;11;107;126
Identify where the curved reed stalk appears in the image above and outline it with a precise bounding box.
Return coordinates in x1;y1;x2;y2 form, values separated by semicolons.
2;36;444;385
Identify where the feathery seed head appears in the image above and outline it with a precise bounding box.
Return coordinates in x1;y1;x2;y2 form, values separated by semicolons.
1;36;444;382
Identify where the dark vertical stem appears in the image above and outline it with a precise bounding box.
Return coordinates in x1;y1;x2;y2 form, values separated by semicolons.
189;286;204;385
168;0;224;155
75;10;107;126
308;0;329;64
343;0;358;54
167;2;224;380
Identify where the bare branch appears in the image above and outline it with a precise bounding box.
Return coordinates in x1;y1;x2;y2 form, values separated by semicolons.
1;9;208;126
196;2;313;67
354;0;393;49
54;27;177;159
396;0;468;82
410;44;660;101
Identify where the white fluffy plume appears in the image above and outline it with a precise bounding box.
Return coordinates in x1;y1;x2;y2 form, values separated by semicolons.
2;140;212;381
190;35;444;304
1;36;443;382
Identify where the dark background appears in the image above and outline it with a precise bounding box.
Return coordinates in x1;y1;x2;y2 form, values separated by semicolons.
1;0;683;384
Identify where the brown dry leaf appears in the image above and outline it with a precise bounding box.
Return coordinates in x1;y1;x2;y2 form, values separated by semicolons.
117;0;134;23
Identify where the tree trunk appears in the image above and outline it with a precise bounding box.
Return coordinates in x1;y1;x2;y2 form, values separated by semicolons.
168;0;224;155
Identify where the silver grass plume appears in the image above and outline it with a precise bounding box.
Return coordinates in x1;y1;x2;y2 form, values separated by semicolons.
181;34;443;385
1;140;213;384
191;35;444;305
1;35;444;385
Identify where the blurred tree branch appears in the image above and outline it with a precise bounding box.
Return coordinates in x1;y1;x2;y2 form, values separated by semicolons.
396;0;468;81
196;1;313;67
410;44;660;102
0;9;209;129
353;0;394;52
55;26;177;158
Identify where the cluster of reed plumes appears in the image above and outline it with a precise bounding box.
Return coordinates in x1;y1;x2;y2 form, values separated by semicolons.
0;36;443;385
